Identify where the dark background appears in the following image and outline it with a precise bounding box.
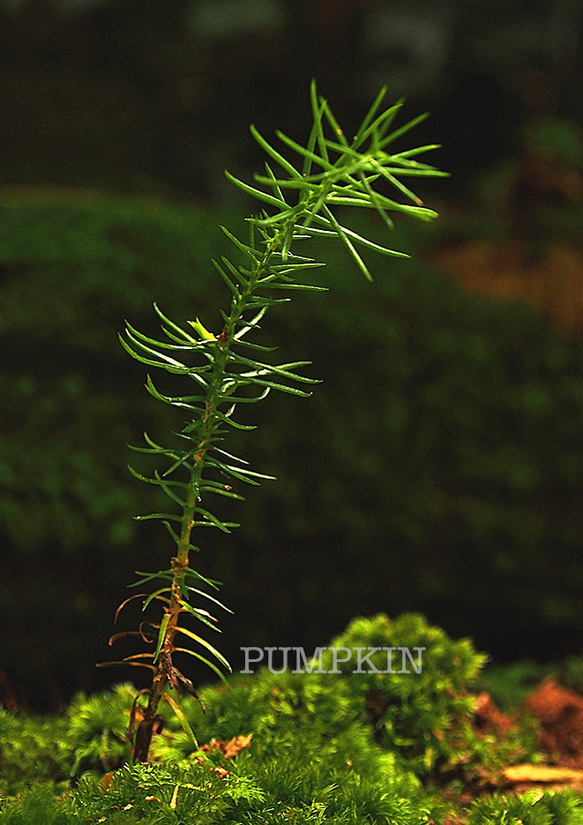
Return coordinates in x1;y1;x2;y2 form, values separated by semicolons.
2;0;583;710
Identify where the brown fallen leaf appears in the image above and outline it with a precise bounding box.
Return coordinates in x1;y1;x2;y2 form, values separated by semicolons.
223;734;253;759
101;771;114;788
199;734;253;759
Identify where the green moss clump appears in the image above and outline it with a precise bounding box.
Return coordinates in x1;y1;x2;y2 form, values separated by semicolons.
150;613;526;784
0;613;575;823
68;742;439;825
0;783;76;825
322;613;488;777
65;684;136;776
0;709;69;795
469;790;583;825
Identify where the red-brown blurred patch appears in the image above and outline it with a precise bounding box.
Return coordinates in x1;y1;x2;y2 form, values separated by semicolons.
433;240;583;336
523;677;583;768
474;691;514;735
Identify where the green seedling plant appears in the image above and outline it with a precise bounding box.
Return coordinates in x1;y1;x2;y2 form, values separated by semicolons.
99;81;445;763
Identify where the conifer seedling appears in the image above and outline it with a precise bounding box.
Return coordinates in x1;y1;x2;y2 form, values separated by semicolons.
98;81;445;762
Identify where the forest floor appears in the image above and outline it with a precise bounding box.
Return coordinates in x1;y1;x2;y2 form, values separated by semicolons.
456;677;583;804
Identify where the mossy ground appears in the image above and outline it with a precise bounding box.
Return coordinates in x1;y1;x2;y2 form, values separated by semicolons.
1;613;581;824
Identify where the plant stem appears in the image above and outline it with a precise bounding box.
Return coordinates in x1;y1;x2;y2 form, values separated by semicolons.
133;232;285;762
114;84;443;762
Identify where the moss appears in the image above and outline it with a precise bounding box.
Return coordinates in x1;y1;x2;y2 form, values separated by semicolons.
0;710;69;795
0;613;577;823
469;791;583;825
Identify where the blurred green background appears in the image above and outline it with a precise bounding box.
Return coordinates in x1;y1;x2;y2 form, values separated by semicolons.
2;0;583;709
